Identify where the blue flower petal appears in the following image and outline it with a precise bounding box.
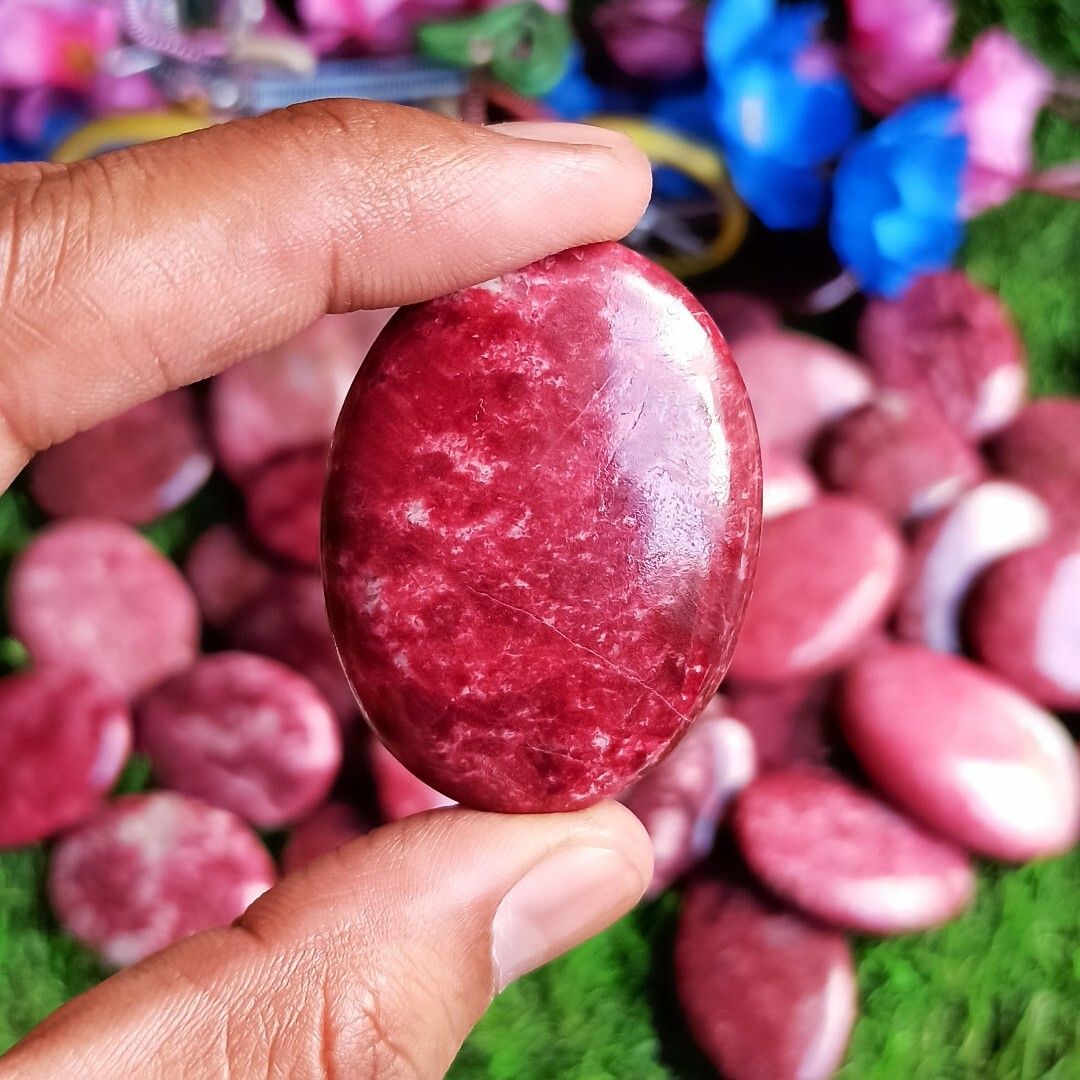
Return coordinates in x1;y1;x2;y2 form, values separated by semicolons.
651;91;718;144
704;0;775;70
726;146;827;229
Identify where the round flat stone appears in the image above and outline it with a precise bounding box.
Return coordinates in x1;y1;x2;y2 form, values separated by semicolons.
968;536;1080;711
675;876;856;1080
244;444;326;569
841;644;1080;860
896;481;1051;653
281;801;369;874
726;678;833;771
698;291;779;345
323;243;762;813
761;446;818;521
734;767;975;933
369;740;456;821
184;525;273;629
727;496;903;684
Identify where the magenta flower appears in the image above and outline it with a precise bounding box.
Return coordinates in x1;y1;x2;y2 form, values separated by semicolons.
845;0;956;115
952;29;1053;216
592;0;704;82
298;0;470;55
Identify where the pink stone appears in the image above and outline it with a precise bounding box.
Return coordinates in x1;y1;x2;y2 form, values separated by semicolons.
622;696;756;896
730;330;873;456
725;678;833;771
281;801;370;874
841;644;1080;861
229;571;357;723
137;652;342;829
0;669;131;848
817;394;985;522
734;766;975;933
183;525;274;629
675;877;856;1080
322;243;761;813
761;446;819;521
896;481;1051;653
967;536;1080;711
369;740;455;821
210;310;393;483
244;444;327;569
10;520;200;700
697;292;779;346
858;272;1026;440
29;390;213;525
49;792;275;968
727;496;903;684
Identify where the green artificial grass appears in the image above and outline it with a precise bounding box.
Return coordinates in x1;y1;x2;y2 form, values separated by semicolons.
1;0;1078;1071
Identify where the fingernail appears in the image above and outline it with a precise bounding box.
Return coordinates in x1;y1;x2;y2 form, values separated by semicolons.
491;845;648;990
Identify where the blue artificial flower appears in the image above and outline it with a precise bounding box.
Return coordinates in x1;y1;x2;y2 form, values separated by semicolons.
704;0;857;229
830;95;967;297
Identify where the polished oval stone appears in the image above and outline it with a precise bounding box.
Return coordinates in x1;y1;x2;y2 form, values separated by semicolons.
761;445;818;521
622;696;756;896
734;767;974;933
184;525;273;630
817;394;984;522
841;644;1080;860
698;291;779;345
244;444;327;569
675;876;856;1080
281;801;370;875
968;536;1080;711
896;481;1051;653
323;243;762;813
727;496;903;684
726;678;833;771
369;740;456;821
859;270;1026;440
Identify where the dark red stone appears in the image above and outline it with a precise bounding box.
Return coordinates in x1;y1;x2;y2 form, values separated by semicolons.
859;271;1026;440
322;243;761;813
183;525;274;629
734;767;974;933
0;668;131;848
244;444;327;569
281;801;370;874
968;536;1080;711
841;644;1080;860
369;740;456;821
727;496;903;684
817;394;985;522
29;389;213;525
896;481;1051;653
697;291;779;345
731;330;872;455
725;678;833;771
621;696;755;896
675;877;856;1080
137;652;342;828
210;310;393;482
10;519;200;700
49;792;275;967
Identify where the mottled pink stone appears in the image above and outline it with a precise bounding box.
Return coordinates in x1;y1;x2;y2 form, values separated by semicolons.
675;876;856;1080
734;767;975;933
244;444;327;569
49;792;275;968
369;740;456;821
184;525;274;629
725;678;833;771
281;801;370;874
697;291;780;346
0;669;131;848
761;446;818;521
841;644;1080;861
322;243;762;813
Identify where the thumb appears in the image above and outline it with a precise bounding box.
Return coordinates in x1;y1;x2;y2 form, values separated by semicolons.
1;801;652;1079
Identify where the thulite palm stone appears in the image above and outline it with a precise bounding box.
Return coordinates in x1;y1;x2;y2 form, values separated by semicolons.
322;243;762;812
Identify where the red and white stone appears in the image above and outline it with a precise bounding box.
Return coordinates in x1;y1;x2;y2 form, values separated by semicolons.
9;519;200;700
967;536;1080;711
244;444;327;569
137;652;342;829
698;291;780;345
817;394;984;522
184;525;274;629
727;496;902;684
323;243;762;813
0;669;131;848
761;446;818;521
622;696;755;896
896;481;1051;653
675;877;856;1080
49;792;275;967
281;801;370;874
859;270;1026;440
210;309;394;482
29;389;213;525
841;644;1080;861
725;678;833;771
734;767;975;933
369;740;456;821
730;330;873;455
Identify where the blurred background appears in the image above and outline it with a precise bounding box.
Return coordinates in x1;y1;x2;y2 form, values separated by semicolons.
0;0;1078;1076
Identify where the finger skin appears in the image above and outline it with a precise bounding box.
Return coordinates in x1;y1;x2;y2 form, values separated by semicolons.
0;101;651;487
0;802;651;1080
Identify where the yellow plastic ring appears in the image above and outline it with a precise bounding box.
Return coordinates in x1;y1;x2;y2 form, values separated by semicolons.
52;111;216;164
590;115;749;279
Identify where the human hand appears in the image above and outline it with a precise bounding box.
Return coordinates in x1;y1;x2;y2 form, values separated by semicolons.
0;101;654;1078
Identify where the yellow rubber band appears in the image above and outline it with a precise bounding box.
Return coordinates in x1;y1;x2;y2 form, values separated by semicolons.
52;111;216;163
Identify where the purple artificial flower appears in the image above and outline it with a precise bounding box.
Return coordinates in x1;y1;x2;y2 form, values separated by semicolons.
592;0;705;82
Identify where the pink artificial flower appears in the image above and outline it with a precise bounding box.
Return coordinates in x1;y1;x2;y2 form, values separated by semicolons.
952;29;1053;216
0;0;119;92
88;72;164;116
845;0;957;115
592;0;704;81
298;0;470;54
